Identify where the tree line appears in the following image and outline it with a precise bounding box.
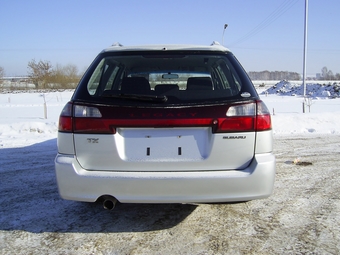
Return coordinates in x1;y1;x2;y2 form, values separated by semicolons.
0;60;82;89
248;71;301;81
1;63;340;89
0;66;4;81
27;59;82;89
321;67;340;80
248;67;340;81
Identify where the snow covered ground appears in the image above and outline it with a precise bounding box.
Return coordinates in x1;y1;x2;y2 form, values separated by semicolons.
1;83;340;149
262;94;340;135
259;81;340;135
0;90;73;148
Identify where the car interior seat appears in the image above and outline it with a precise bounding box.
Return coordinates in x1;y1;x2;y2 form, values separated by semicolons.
186;77;213;90
120;77;151;94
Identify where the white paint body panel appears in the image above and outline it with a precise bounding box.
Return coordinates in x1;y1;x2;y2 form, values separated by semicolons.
55;152;275;203
73;128;256;171
55;129;275;203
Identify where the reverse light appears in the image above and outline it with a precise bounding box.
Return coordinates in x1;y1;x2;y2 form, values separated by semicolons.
226;103;256;117
74;105;102;118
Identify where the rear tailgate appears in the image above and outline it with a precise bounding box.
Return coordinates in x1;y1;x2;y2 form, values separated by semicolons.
74;129;255;171
69;102;262;172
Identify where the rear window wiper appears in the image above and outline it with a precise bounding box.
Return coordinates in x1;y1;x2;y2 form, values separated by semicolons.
102;93;168;103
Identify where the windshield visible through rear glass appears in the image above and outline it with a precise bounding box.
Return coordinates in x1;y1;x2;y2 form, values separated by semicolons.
86;53;249;103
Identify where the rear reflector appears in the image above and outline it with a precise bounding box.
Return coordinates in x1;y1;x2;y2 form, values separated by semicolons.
58;100;271;133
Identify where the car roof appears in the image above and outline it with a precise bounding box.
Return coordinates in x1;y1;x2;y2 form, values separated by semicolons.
102;42;231;53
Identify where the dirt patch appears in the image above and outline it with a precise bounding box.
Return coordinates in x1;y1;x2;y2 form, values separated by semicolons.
295;161;313;166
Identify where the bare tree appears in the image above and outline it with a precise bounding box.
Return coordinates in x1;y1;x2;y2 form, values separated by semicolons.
63;64;80;87
27;60;81;89
27;59;52;89
50;64;80;88
50;64;67;88
321;66;336;80
327;70;334;80
0;66;4;82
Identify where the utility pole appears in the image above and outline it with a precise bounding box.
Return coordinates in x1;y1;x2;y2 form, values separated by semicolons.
302;0;308;113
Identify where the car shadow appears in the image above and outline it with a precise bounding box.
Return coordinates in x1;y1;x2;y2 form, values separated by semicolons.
0;139;197;234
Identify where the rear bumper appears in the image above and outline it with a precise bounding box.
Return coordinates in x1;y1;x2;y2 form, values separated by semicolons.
55;153;275;203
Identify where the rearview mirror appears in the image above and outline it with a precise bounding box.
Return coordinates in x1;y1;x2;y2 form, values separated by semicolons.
162;73;179;79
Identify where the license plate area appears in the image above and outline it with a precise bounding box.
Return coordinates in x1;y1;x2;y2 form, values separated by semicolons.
115;128;211;162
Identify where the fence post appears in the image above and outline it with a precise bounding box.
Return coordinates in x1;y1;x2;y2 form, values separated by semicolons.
41;94;47;119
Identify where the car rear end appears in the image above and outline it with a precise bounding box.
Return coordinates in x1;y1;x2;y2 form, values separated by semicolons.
55;44;275;204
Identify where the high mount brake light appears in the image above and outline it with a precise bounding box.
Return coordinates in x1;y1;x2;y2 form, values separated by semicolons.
58;101;272;134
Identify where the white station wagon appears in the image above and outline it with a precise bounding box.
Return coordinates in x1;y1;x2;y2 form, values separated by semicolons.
55;43;275;210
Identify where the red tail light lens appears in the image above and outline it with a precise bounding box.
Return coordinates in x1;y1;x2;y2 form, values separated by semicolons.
215;101;271;133
256;100;272;131
216;116;255;132
58;102;73;132
215;102;256;132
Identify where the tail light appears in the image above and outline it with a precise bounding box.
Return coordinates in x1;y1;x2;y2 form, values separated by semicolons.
215;100;271;132
216;102;256;132
58;102;111;133
255;100;272;131
58;102;73;132
58;100;271;134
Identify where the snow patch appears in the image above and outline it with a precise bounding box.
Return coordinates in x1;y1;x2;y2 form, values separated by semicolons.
262;80;340;98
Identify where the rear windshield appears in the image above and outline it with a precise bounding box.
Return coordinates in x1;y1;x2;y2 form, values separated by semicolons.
75;52;257;105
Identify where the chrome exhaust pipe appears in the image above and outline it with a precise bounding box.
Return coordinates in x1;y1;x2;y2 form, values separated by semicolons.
102;196;118;210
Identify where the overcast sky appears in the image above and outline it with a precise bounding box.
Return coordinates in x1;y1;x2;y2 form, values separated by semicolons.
1;0;339;76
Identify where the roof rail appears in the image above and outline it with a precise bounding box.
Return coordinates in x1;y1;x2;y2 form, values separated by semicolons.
210;41;221;46
112;42;123;47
